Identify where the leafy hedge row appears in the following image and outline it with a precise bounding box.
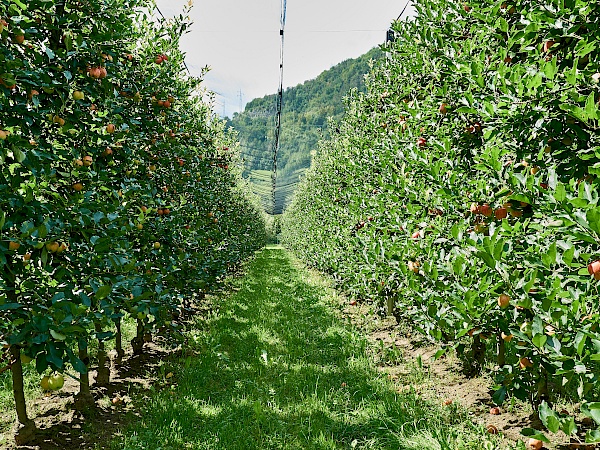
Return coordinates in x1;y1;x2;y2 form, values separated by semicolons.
0;0;265;444
283;0;600;444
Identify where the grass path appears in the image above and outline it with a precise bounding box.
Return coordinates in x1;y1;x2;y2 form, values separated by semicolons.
108;247;499;450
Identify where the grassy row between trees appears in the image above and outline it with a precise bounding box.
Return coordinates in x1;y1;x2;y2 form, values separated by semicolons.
104;247;506;450
0;0;265;445
282;0;600;446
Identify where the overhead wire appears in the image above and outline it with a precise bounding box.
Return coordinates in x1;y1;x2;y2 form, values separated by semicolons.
154;5;192;76
270;0;287;215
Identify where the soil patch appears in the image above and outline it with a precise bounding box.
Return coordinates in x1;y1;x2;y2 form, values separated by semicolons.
0;302;212;450
336;300;593;450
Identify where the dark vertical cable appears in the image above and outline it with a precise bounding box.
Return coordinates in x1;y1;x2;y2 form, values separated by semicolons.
271;0;287;215
155;5;192;76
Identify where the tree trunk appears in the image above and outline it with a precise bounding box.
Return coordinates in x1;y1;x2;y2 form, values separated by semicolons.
470;334;486;374
94;322;110;386
131;318;145;355
386;297;394;316
5;259;37;444
536;367;550;409
114;317;125;363
10;346;37;445
74;340;94;410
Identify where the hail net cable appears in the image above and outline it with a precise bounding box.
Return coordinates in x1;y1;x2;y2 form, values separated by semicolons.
397;1;410;20
271;0;287;215
155;5;192;76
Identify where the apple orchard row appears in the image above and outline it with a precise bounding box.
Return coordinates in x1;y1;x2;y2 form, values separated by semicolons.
282;0;600;444
0;0;265;445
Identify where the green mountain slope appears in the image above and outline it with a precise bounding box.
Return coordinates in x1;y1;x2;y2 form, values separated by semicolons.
227;47;383;214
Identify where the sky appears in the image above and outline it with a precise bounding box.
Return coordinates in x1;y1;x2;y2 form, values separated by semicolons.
154;0;413;117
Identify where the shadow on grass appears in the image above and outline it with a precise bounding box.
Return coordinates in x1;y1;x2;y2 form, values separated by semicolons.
109;248;489;450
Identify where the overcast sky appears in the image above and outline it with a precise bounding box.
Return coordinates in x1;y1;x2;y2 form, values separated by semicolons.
154;0;413;117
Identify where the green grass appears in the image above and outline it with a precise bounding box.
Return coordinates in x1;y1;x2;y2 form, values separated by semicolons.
106;247;508;450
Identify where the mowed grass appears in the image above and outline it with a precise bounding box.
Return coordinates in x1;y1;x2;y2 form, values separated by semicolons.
107;247;504;450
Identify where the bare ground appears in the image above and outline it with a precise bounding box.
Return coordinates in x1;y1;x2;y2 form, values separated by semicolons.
338;300;597;450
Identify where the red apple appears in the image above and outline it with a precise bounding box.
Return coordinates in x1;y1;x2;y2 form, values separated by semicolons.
587;260;600;275
498;294;510;308
480;204;492;217
417;137;427;147
494;207;508;219
542;40;555;52
45;241;60;253
407;261;420;273
519;357;533;369
486;424;498;434
527;438;543;450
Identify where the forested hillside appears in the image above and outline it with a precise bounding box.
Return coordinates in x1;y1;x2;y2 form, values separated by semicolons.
227;47;382;213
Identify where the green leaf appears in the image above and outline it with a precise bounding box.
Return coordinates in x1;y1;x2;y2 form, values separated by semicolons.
561;416;577;436
13;148;26;163
95;285;112;300
541;242;557;267
533;333;547;349
566;60;578;85
581;402;600;425
586;208;600;234
493;239;504;261
586;429;600;444
49;330;66;341
492;386;507;405
554;183;566;202
575;332;587;356
539;401;560;433
496;17;508;33
44;47;55;60
67;348;88;374
476;250;496;269
585;92;598;120
64;33;73;51
560;103;587;122
521;428;550;443
543;57;557;79
562;246;575;266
